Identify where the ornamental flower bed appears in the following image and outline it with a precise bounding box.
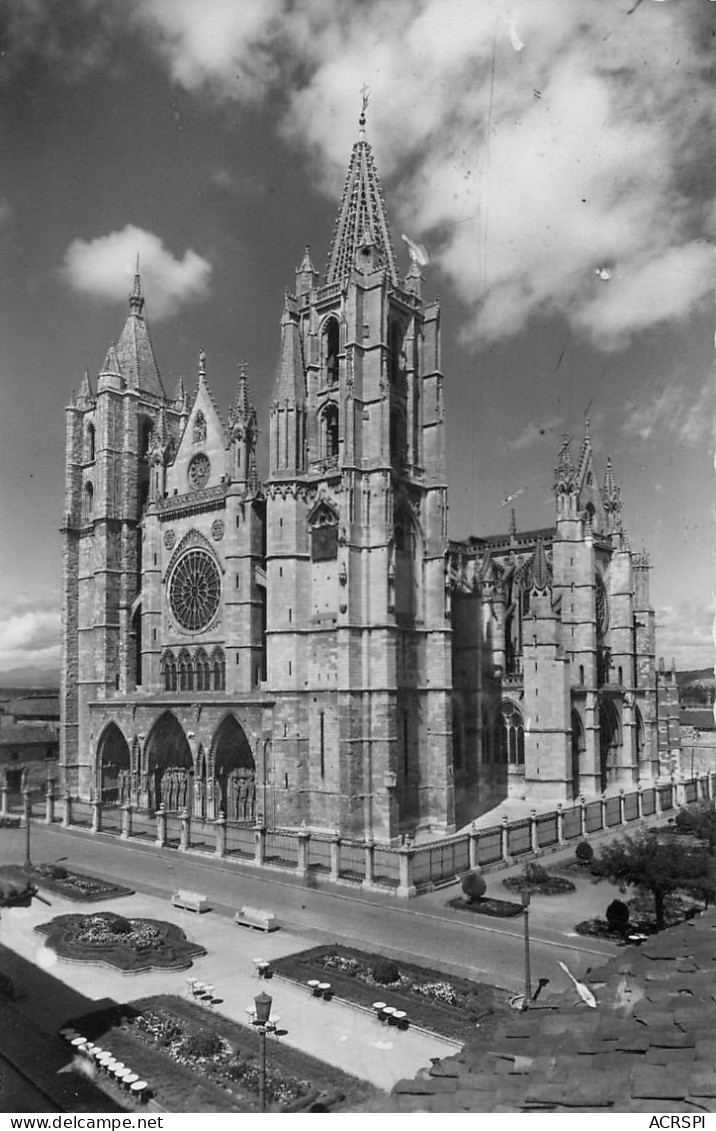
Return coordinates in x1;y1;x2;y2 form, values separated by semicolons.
0;862;133;902
69;995;375;1113
34;912;206;973
503;862;576;896
271;945;508;1042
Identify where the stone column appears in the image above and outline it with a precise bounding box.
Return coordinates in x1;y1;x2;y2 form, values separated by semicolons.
362;840;375;889
0;781;7;818
296;827;310;878
120;803;132;841
556;804;565;846
214;814;227;858
468;822;480;869
330;834;341;883
636;783;643;820
178;808;190;853
63;792;72;828
580;796;587;838
45;781;54;825
254;822;266;867
91;799;102;835
155;805;167;848
500;815;511;864
529;810;539;855
618;789;626;826
396;846;416;899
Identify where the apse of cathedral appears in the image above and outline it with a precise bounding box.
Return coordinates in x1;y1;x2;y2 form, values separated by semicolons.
60;111;665;844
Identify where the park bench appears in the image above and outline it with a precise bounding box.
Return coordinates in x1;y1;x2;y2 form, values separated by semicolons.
234;905;278;932
171;889;210;913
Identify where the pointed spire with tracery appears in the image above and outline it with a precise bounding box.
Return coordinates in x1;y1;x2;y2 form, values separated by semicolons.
114;269;164;396
325;104;398;286
76;368;95;408
229;361;258;444
554;434;576;495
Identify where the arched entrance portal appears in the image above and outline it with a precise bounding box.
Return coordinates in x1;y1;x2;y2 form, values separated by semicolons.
97;724;130;805
571;709;585;800
212;716;256;822
598;696;621;793
144;712;193;812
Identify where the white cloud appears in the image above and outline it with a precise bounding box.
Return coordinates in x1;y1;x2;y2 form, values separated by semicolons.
9;1;716;347
623;374;714;446
0;609;60;671
508;416;562;451
61;225;212;320
656;598;716;672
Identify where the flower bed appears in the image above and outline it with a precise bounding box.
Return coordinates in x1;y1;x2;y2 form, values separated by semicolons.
271;945;508;1042
0;863;133;902
35;912;206;973
448;895;524;918
503;863;576;897
69;995;376;1113
575;892;703;940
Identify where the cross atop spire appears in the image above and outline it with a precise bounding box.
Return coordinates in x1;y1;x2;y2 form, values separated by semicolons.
325;103;398;286
129;263;144;316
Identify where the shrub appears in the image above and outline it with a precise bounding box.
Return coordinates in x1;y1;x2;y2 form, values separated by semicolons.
180;1029;223;1059
524;862;549;886
605;898;630;934
49;864;69;880
371;959;401;985
575;841;594;864
460;870;487;903
106;914;133;935
0;972;16;1001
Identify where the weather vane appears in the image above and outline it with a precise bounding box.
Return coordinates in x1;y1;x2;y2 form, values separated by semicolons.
360;83;370;118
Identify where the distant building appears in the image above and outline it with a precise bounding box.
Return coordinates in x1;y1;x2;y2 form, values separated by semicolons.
0;721;59;799
60;112;672;842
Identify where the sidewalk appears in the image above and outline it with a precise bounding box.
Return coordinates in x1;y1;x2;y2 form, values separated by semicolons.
0;861;460;1095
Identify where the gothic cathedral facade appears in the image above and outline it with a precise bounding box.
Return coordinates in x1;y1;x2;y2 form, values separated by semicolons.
60;117;667;843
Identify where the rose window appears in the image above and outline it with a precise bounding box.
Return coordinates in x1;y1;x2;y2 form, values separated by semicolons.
169;549;221;632
188;453;210;491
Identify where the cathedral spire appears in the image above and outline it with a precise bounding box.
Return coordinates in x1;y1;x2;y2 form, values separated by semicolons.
554;434;576;495
273;291;305;404
114;269;164;396
325;104;398;286
76;368;95;407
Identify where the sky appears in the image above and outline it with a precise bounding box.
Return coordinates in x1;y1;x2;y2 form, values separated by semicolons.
0;0;714;680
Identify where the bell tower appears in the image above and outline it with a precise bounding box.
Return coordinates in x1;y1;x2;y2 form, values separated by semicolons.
264;107;454;840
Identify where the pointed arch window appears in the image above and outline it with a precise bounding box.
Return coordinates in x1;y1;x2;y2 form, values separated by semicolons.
85;423;95;463
212;647;226;691
162;650;177;692
195;648;211;691
320;403;339;462
82;482;94;522
390;406;407;469
178;649;193;692
388;319;405;385
501;700;525;766
323;318;340;386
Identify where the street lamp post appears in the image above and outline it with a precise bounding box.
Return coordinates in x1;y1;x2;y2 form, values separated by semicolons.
253;990;273;1113
521;888;532;1010
23;788;32;870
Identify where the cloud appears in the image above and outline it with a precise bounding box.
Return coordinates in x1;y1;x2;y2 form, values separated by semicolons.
508;416;562;451
61;225;212;320
8;1;716;348
0;609;60;672
623;374;714;446
656;597;716;672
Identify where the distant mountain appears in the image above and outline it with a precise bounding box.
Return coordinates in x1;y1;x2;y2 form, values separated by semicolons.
0;666;60;690
677;668;715;687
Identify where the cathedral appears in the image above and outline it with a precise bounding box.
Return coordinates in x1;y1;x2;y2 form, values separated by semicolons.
60;112;664;844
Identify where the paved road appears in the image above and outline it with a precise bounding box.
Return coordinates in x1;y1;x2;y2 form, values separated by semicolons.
1;821;620;997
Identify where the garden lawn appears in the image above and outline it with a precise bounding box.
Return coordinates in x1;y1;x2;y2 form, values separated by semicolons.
69;995;379;1113
270;945;509;1043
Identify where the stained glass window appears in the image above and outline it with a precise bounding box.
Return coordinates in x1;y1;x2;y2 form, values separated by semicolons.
169;550;221;632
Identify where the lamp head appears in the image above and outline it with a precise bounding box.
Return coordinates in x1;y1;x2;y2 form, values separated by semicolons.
521;888;531;908
254;991;272;1025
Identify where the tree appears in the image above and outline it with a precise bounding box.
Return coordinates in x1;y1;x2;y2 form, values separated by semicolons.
592;830;711;930
461;870;487;903
674;802;716;853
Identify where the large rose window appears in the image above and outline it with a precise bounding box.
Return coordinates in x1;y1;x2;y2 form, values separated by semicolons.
169;549;221;632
